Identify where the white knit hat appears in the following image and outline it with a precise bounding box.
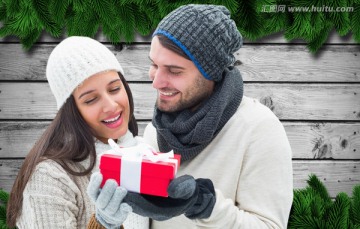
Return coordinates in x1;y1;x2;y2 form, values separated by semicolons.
46;36;124;109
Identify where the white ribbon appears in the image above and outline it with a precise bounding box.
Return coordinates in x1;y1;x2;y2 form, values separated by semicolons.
107;139;178;193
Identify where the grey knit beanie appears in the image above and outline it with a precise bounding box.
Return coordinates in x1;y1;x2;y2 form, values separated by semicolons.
153;4;242;82
46;36;124;110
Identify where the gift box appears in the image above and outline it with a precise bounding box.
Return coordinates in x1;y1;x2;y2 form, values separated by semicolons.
99;150;181;197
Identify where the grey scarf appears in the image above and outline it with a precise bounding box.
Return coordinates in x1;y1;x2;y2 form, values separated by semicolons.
152;67;243;161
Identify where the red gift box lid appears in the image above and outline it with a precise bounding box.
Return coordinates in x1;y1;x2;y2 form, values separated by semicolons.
100;153;181;178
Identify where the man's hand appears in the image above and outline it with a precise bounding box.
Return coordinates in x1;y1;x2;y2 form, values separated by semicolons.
123;175;216;221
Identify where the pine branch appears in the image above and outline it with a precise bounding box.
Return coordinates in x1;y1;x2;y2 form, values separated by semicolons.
3;0;20;17
324;0;351;36
0;189;14;229
134;4;154;35
138;1;162;31
116;3;137;42
288;188;317;228
156;0;181;18
288;174;360;229
261;2;290;36
212;0;238;14
285;12;313;41
72;0;87;12
49;0;70;25
91;0;117;29
0;1;41;40
65;7;99;38
234;1;265;40
325;192;351;229
0;25;11;38
0;2;6;21
307;22;332;53
0;205;6;223
21;28;42;50
351;185;360;225
307;174;332;204
102;22;121;43
351;3;360;42
0;190;9;205
31;0;62;37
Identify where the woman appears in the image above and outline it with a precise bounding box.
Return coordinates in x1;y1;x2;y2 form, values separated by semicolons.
6;36;149;228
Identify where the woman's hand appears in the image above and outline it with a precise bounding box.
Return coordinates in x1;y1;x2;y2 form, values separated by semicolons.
87;172;132;228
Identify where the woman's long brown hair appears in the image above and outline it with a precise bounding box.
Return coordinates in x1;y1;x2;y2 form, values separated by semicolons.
6;72;137;227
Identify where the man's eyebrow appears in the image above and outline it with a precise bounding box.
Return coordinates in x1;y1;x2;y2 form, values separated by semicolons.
148;56;185;70
78;79;121;99
165;65;185;70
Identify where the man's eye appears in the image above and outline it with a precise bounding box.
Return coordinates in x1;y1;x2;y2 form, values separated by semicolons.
170;70;181;75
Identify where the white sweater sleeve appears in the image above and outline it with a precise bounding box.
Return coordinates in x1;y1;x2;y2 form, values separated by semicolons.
17;161;84;229
196;114;293;228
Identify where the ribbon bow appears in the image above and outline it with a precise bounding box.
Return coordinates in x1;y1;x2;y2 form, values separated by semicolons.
108;139;174;163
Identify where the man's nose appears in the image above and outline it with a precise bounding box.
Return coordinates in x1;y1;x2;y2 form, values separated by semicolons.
151;68;168;89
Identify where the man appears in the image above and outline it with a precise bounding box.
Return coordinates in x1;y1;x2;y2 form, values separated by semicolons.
141;4;294;229
88;4;293;229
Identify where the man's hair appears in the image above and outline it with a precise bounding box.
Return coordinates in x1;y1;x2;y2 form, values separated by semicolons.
157;34;190;60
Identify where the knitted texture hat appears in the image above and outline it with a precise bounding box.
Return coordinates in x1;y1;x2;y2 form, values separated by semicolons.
153;4;242;82
46;36;124;109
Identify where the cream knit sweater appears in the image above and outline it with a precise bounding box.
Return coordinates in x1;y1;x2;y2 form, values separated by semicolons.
16;160;94;228
16;132;149;228
144;96;294;229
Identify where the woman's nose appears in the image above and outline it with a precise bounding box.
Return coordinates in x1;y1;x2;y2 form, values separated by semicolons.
102;94;118;113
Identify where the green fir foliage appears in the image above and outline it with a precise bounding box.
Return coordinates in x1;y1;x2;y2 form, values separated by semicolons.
0;189;15;229
0;0;359;52
288;174;360;229
352;2;360;42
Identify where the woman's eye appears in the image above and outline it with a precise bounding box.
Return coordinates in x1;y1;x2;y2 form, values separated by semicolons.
109;87;120;93
84;97;97;104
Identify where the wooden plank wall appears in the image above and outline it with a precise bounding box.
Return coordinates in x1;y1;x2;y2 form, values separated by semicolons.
0;32;359;198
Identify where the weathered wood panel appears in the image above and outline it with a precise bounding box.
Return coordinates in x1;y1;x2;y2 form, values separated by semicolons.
285;122;360;159
0;82;359;120
236;45;360;82
1;44;359;82
292;160;360;196
1;121;359;159
1;159;359;197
